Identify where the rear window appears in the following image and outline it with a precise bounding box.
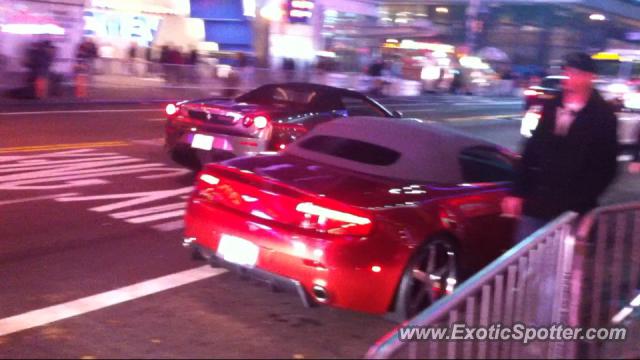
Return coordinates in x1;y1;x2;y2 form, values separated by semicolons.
237;85;318;107
299;135;401;166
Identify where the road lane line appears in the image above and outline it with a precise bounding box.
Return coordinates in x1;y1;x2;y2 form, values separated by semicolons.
0;142;129;154
0;266;227;337
0;192;79;206
0;109;160;116
111;202;186;220
126;209;186;224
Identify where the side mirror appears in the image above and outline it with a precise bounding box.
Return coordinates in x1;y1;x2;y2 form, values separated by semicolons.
392;110;403;118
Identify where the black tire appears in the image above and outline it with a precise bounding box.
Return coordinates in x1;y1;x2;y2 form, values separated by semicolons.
191;247;206;261
393;236;459;320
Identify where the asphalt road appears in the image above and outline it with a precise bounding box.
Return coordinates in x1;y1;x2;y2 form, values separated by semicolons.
0;95;637;359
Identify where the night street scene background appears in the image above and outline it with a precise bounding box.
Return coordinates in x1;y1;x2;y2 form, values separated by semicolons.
1;0;640;358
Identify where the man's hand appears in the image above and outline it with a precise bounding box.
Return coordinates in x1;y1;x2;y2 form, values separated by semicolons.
629;162;640;174
501;196;523;218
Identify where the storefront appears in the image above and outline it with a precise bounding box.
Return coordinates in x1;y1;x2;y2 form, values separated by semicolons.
84;0;205;60
255;0;379;70
0;0;85;73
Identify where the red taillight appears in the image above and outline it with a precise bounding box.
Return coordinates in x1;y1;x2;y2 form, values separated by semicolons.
193;165;373;237
279;144;287;150
242;115;270;129
296;201;373;236
166;103;177;116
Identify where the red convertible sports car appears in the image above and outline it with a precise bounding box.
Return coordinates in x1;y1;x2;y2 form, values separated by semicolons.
165;83;400;169
183;116;516;318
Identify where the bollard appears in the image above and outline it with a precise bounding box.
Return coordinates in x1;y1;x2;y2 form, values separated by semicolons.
34;76;48;99
75;73;88;98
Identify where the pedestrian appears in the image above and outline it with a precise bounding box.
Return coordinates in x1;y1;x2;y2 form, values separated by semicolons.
23;40;54;99
127;42;138;75
76;37;98;75
168;47;184;84
283;58;296;81
629;130;640;174
186;48;199;82
502;52;619;241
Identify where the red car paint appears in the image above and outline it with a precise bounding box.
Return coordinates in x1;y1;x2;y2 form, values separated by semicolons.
184;151;515;314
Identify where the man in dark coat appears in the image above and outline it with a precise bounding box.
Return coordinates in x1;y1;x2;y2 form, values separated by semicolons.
503;52;619;240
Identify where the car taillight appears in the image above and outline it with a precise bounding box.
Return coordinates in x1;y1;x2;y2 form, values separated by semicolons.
242;115;270;129
296;201;373;236
166;103;178;116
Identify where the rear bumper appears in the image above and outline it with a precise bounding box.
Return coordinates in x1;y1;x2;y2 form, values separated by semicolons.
183;198;408;314
165;121;270;161
184;239;316;308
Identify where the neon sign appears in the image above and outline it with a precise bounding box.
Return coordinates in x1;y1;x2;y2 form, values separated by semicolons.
288;0;314;24
83;10;161;46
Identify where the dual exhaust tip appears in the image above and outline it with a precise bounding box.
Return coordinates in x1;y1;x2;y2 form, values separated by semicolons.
312;285;329;303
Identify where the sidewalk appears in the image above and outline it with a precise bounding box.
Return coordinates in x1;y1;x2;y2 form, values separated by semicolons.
1;70;523;106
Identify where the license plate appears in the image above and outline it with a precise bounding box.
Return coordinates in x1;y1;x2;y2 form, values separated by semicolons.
217;234;259;267
191;134;214;150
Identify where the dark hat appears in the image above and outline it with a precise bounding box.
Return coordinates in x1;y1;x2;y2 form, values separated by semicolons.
562;52;597;73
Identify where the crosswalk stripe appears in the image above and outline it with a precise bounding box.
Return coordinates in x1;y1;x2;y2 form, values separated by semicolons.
125;209;185;224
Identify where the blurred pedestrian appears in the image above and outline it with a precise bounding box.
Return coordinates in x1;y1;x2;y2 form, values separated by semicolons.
127;42;138;75
145;46;154;75
629;131;640;174
283;58;296;81
367;59;384;95
76;37;98;75
168;47;184;84
23;40;55;98
186;48;199;82
160;45;170;81
502;52;619;241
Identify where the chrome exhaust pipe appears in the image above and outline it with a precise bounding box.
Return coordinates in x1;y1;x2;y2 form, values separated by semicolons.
182;237;196;248
311;285;329;303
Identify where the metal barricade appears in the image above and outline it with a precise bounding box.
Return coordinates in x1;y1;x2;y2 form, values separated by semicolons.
569;201;640;359
366;212;579;359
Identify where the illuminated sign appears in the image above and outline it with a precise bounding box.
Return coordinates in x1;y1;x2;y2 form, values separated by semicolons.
84;10;161;46
1;23;65;35
287;0;314;24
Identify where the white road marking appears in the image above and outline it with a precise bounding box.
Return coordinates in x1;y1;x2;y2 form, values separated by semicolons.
0;266;227;337
130;138;165;146
0;192;79;206
111;202;186;220
0;109;160;116
126;209;185;224
56;187;193;212
152;219;185;232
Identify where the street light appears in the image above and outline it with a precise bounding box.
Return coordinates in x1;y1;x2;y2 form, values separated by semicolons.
589;13;606;21
436;7;449;14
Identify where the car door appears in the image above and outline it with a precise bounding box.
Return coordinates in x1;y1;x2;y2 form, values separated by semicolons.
453;145;519;270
